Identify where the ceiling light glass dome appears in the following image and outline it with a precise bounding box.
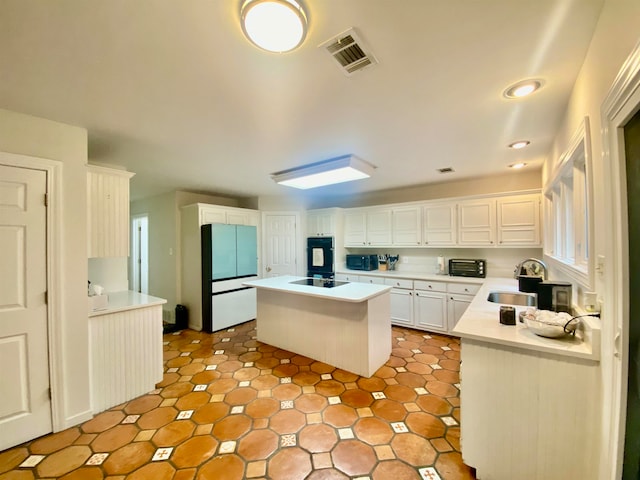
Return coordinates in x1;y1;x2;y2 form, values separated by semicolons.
241;0;308;53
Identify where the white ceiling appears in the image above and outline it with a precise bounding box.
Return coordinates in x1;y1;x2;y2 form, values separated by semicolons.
0;0;604;201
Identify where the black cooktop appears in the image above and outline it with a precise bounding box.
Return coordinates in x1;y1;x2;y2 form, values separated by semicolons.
289;278;349;288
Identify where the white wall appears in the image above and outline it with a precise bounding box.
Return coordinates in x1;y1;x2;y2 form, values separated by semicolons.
544;0;640;476
0;108;92;428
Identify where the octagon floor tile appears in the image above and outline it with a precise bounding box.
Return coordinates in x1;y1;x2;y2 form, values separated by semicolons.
212;415;252;440
237;430;279;461
331;439;377;476
125;462;176;480
102;442;155;475
267;447;312;480
172;436;219;468
152;421;196;447
405;412;446;439
294;393;328;413
353;417;394;445
80;411;125;434
29;428;80;455
298;424;338;453
322;405;358;428
269;409;306;434
36;446;91;478
372;459;421;479
391;432;437;466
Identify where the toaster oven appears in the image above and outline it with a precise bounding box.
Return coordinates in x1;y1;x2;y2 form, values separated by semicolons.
449;258;486;278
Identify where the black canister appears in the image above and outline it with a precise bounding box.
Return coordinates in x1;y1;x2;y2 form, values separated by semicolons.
518;275;543;293
499;306;516;325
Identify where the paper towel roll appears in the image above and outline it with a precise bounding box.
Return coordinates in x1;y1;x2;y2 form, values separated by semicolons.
437;256;445;274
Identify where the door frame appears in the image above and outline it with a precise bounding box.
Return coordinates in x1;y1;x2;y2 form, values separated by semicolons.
261;211;303;277
0;152;64;432
600;40;640;479
131;213;149;294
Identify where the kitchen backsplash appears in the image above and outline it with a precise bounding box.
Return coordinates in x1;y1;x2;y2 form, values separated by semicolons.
342;248;543;278
88;257;129;293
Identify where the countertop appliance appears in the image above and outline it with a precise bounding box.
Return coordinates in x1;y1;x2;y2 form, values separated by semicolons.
307;237;334;279
346;254;379;271
537;281;572;313
449;258;486;278
289;278;349;288
201;223;258;333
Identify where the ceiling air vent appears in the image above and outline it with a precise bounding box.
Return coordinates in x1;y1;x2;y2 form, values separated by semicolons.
319;28;377;77
437;167;455;174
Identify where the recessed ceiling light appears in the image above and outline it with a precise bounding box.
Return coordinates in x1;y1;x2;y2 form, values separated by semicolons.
503;80;542;99
241;0;308;53
509;162;527;169
508;141;530;149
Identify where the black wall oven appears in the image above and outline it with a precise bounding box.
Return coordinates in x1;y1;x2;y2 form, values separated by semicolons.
307;237;334;278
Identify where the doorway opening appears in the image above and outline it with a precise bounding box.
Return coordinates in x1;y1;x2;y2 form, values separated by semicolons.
131;214;149;294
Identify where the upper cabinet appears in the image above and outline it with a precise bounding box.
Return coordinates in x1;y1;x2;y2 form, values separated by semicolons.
423;203;457;246
342;190;541;248
307;208;338;237
87;165;135;258
199;204;258;226
344;208;392;246
496;193;541;246
457;198;497;246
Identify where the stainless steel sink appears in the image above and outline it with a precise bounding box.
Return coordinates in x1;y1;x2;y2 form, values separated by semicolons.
487;291;537;306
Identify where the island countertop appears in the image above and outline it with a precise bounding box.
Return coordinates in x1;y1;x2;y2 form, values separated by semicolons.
88;291;167;317
452;278;600;361
243;275;391;303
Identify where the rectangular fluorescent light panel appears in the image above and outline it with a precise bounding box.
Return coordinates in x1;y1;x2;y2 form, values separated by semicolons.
272;155;375;190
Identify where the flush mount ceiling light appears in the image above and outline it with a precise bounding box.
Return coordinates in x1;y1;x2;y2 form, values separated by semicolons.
272;155;375;189
509;162;528;169
503;79;542;99
508;140;531;149
241;0;307;53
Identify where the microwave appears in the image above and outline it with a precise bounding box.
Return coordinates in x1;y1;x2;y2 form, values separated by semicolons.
346;254;379;271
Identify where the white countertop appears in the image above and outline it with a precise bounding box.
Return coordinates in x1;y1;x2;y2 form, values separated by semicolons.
452;278;600;361
336;269;485;284
89;291;167;317
243;276;392;303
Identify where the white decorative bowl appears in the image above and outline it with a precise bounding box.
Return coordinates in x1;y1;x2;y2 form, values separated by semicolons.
524;311;577;338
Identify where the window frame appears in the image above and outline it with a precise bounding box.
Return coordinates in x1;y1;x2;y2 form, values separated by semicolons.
543;117;595;290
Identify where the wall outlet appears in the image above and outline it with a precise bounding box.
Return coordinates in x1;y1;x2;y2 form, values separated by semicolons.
402;257;409;263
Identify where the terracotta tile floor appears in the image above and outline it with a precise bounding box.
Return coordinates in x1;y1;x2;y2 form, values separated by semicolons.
0;321;477;480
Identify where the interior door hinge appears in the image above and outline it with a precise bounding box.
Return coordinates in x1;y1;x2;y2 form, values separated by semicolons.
44;193;48;206
48;387;52;400
44;291;48;304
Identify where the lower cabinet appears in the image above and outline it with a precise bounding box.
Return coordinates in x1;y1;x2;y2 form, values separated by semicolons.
414;290;447;332
389;287;414;327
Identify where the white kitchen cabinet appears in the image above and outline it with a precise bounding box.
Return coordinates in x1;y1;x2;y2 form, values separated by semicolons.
344;208;392;246
414;289;447;332
423;203;457;246
392;206;422;246
307;208;339;237
457;198;496;246
496;193;541;246
87;165;135;258
180;203;260;330
385;278;413;327
446;282;479;331
335;273;360;282
358;275;386;285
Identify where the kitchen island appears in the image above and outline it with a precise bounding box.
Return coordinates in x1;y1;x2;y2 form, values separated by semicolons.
243;276;392;377
452;279;601;480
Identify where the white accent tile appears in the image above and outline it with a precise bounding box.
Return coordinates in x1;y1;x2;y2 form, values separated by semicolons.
280;434;296;447
455;383;461;389
354;477;372;480
86;453;109;465
391;422;409;433
442;416;458;426
172;331;181;335
280;377;292;384
191;339;201;344
163;341;170;345
248;347;257;351
430;364;442;370
422;334;432;339
338;428;354;439
152;447;173;461
280;358;290;364
321;373;332;380
214;350;225;355
167;367;179;373
244;362;254;367
219;440;236;454
149;388;161;395
221;338;230;342
441;346;451;351
227;328;235;332
395;367;407;373
328;396;341;405
397;337;405;341
194;384;207;392
239;380;250;387
177;410;194;420
411;349;422;353
372;391;386;400
205;364;218;371
19;455;45;468
252;336;257;339
419;466;442;480
281;400;294;409
121;414;140;424
179;352;190;357
231;406;244;414
414;387;428;395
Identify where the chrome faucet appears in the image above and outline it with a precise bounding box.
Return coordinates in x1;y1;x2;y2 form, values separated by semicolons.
514;258;548;280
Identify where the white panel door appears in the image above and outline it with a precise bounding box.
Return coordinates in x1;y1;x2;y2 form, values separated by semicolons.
366;209;392;246
414;290;447;332
423;203;457;245
392;206;422;246
0;164;51;450
263;214;297;277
